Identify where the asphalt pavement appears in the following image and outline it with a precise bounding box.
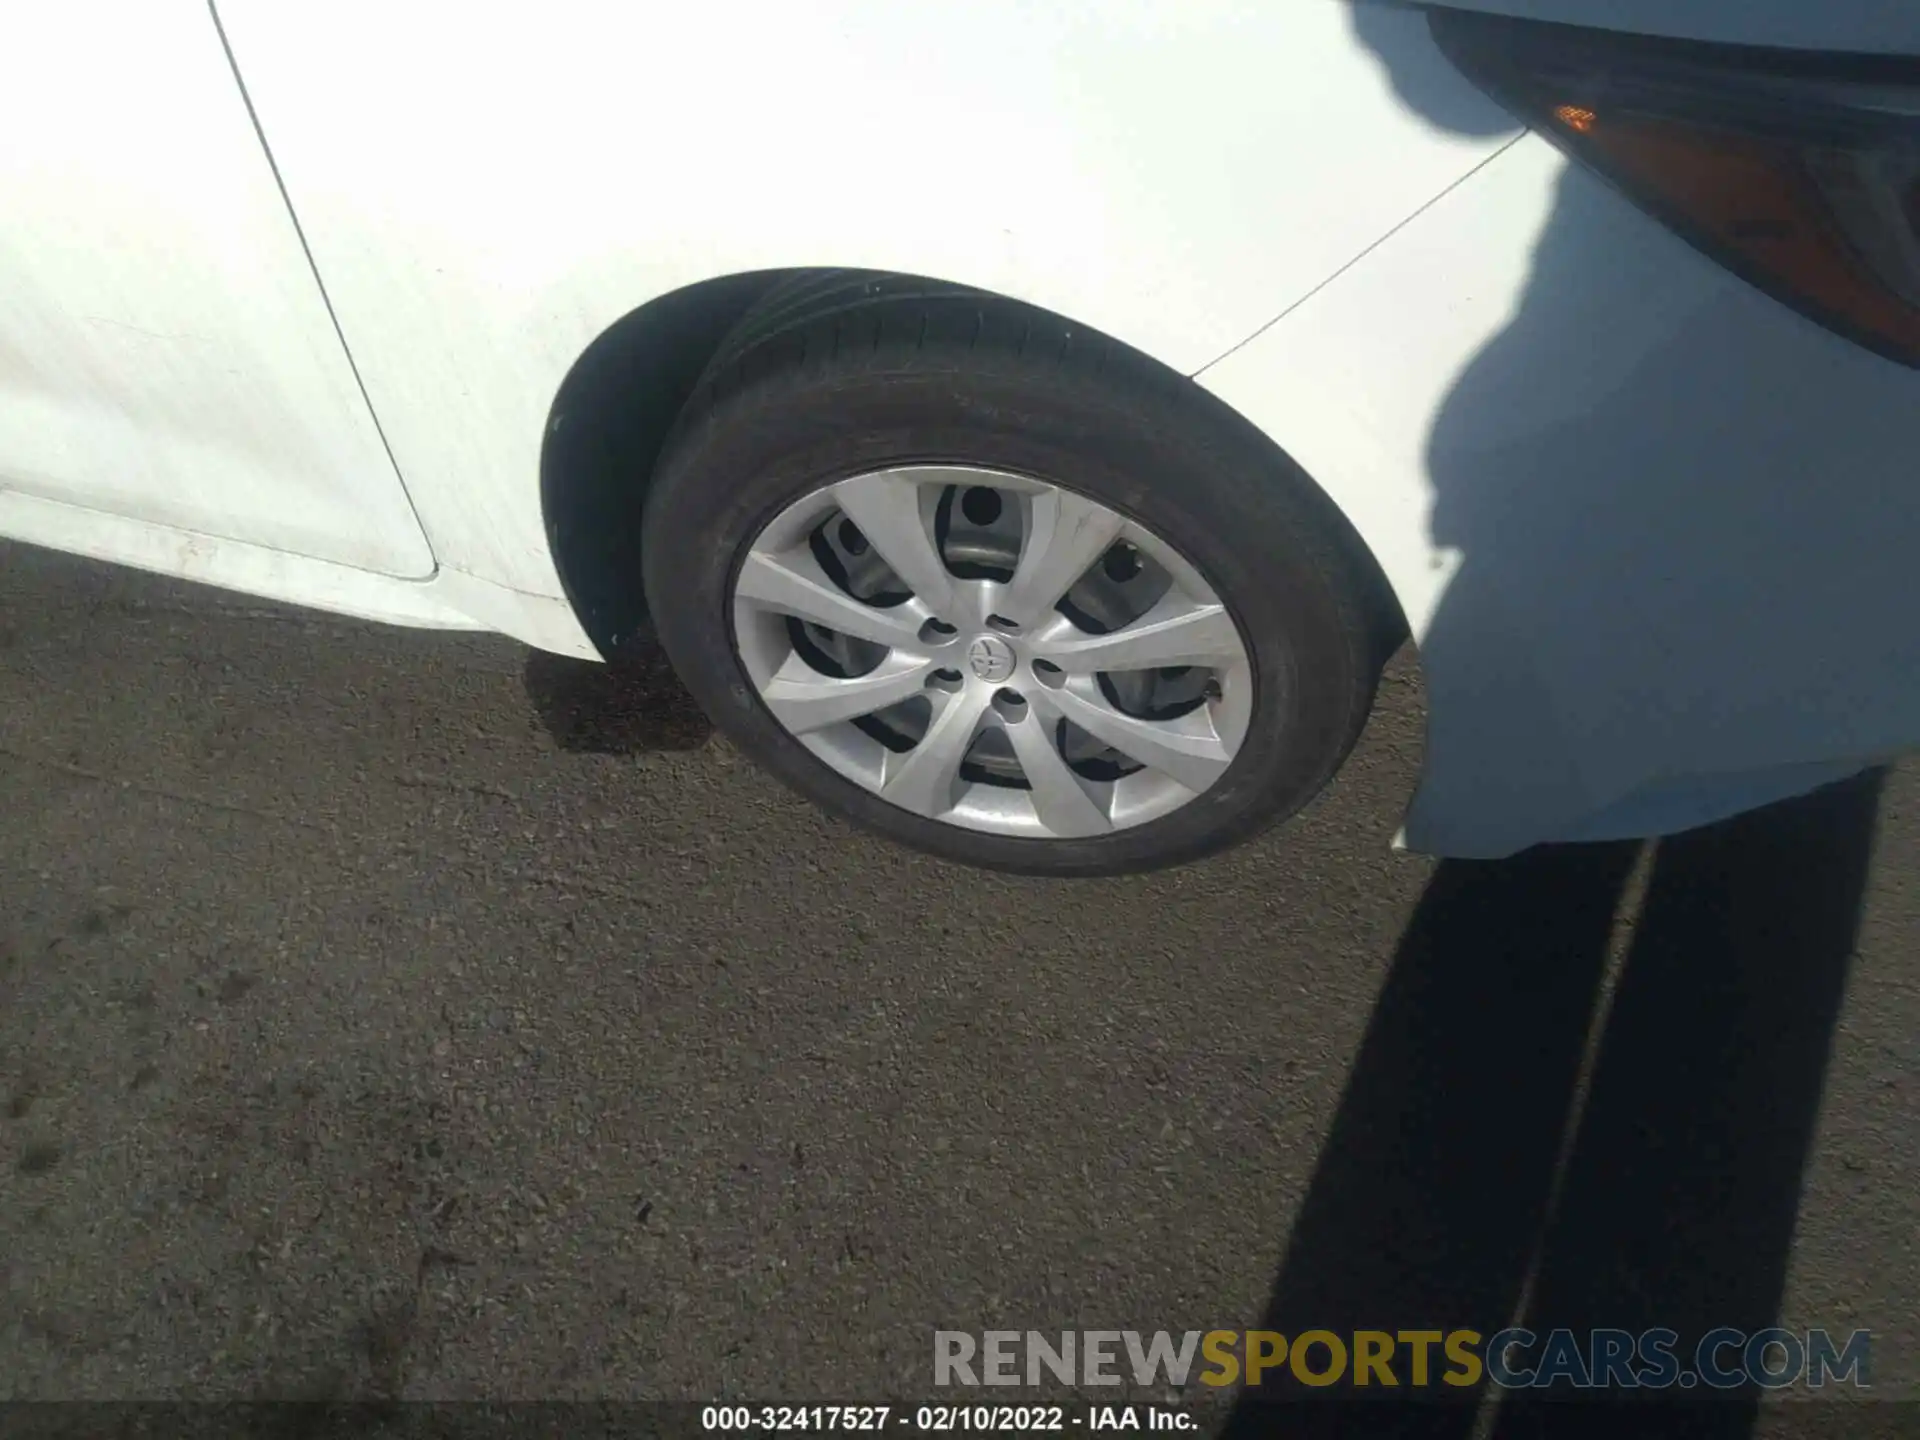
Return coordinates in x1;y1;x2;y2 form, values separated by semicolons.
2;541;1915;1424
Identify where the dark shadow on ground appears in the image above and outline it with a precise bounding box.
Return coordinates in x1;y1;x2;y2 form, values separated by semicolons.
1224;771;1881;1435
522;644;712;754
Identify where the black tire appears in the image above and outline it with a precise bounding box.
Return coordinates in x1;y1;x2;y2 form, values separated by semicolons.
641;278;1386;876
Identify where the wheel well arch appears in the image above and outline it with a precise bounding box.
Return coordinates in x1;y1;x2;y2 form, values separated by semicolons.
538;269;791;656
539;268;1406;660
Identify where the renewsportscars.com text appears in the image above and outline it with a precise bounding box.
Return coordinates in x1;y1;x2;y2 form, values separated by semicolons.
933;1328;1870;1391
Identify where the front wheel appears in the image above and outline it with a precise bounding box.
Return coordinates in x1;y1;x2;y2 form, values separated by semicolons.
642;281;1386;876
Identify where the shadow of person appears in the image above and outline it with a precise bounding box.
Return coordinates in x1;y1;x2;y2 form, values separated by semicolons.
1400;151;1913;857
523;642;713;754
1221;839;1635;1438
1486;771;1882;1438
1223;2;1897;1431
1224;775;1881;1437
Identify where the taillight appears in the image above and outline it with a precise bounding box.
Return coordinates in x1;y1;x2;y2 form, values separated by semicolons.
1430;9;1920;367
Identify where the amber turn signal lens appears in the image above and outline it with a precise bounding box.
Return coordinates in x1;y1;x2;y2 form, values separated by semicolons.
1552;104;1597;133
1540;106;1920;364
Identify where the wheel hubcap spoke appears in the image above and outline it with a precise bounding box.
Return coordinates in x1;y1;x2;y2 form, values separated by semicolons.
999;487;1124;626
1032;682;1233;794
1001;710;1111;837
736;547;925;648
761;652;933;733
1029;594;1240;674
881;687;990;816
830;471;956;620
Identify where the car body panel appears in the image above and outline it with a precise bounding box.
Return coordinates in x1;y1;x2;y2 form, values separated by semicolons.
0;4;436;580
1202;133;1920;856
210;0;1517;613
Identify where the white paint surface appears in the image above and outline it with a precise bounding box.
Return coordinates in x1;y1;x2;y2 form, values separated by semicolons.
0;4;434;579
210;0;1516;601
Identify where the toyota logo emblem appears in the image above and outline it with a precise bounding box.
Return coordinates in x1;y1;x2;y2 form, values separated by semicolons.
967;635;1017;683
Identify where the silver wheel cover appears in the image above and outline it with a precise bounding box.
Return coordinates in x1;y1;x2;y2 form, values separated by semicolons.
731;465;1255;839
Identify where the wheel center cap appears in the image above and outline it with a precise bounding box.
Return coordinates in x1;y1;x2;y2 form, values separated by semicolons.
966;634;1017;683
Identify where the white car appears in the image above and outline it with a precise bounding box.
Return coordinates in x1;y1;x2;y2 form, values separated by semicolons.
4;2;1916;874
